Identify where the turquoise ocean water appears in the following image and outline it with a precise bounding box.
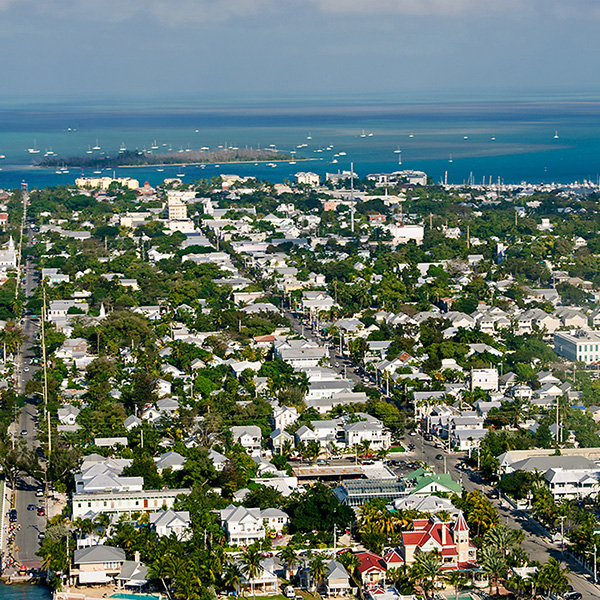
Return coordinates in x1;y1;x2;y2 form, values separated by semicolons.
1;98;600;190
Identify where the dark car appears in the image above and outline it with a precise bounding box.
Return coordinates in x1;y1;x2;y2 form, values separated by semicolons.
435;454;443;460
27;504;36;511
8;509;17;522
564;592;582;600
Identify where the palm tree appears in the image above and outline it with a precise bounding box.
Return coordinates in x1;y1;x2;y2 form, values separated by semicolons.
309;553;328;592
279;545;299;580
484;524;524;558
240;544;262;599
506;573;527;599
410;551;443;599
480;546;507;597
222;561;242;595
338;551;361;586
444;570;468;600
148;553;175;600
538;557;569;600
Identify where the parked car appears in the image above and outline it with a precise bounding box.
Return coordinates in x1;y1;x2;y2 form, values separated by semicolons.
27;504;36;511
564;593;582;600
37;507;45;516
8;509;17;522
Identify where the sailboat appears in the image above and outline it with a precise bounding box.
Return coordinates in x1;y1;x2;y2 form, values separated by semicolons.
27;141;40;154
119;142;127;153
409;132;414;138
307;132;312;140
151;140;159;149
449;154;453;163
394;146;401;153
93;140;101;150
360;130;367;138
86;145;93;154
554;131;559;139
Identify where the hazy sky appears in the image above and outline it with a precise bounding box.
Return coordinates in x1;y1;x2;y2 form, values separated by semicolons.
1;0;600;102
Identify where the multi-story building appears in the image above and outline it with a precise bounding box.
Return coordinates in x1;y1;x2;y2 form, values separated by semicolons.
554;330;600;364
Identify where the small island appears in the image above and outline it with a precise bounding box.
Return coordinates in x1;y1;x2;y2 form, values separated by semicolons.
37;147;299;168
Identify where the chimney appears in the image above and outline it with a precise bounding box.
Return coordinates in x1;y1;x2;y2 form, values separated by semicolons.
134;551;140;563
441;522;447;546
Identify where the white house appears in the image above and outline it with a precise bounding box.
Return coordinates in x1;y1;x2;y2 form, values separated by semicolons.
149;509;191;540
231;425;263;456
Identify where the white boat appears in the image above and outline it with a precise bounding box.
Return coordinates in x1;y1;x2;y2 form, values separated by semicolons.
157;168;164;172
177;172;185;177
368;132;373;137
394;147;401;153
201;146;209;150
93;140;101;150
554;131;559;139
307;133;312;140
93;170;102;174
151;140;159;149
86;145;93;154
28;141;40;154
0;155;5;159
463;136;469;140
449;154;453;163
289;161;296;165
491;136;496;140
360;130;366;138
331;159;338;164
119;143;127;152
338;151;347;156
409;132;414;138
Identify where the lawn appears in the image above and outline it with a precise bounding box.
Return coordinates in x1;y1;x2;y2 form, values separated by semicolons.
389;446;405;452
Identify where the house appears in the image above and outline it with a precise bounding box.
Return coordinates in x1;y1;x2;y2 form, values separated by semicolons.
73;545;126;585
115;560;149;590
343;415;391;450
400;514;476;569
57;404;80;426
154;451;186;473
471;368;498;392
149;509;191;540
409;473;462;496
209;448;228;471
271;404;300;431
356;552;386;588
231;425;263;456
237;558;278;596
218;504;289;545
325;560;351;597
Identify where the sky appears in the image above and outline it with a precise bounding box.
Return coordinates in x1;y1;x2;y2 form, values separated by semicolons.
1;0;600;103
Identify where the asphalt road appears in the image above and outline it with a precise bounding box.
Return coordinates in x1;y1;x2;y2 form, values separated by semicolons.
9;243;44;572
405;430;600;598
285;311;363;385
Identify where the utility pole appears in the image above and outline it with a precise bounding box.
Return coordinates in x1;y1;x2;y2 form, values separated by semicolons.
558;515;566;554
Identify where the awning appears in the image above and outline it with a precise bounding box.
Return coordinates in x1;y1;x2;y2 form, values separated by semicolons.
79;571;111;584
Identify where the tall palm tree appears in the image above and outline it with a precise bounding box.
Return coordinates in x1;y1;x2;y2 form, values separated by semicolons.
410;551;443;599
338;551;361;586
148;553;175;600
538;557;569;600
222;561;242;595
240;545;262;599
279;545;299;580
309;553;328;592
480;546;507;597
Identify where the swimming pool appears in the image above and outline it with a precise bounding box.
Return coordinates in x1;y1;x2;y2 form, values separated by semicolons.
110;594;161;600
